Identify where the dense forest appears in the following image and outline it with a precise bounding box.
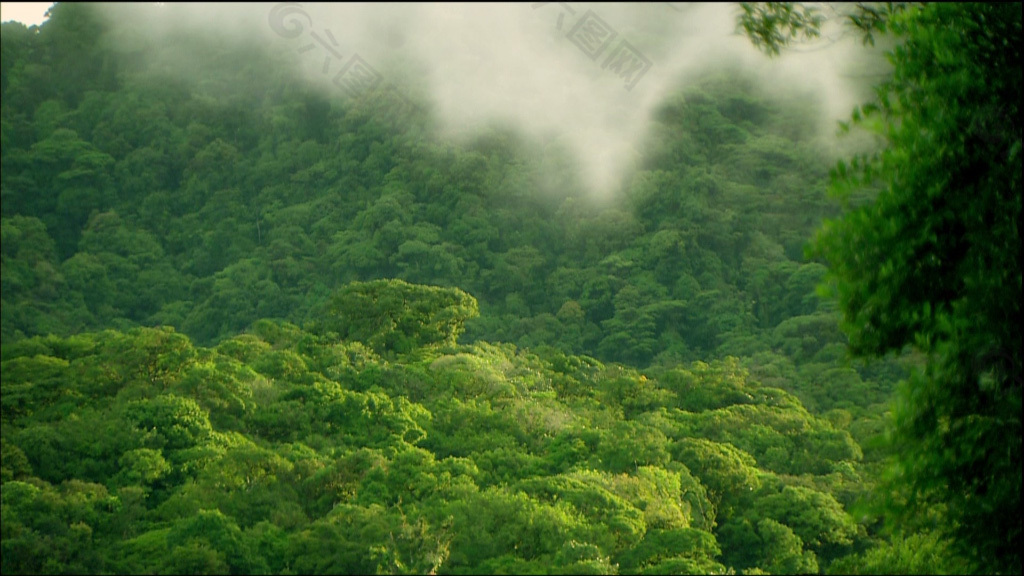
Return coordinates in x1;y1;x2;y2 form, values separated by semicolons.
1;2;1019;574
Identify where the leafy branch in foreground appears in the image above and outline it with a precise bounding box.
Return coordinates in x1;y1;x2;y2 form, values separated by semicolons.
744;2;1022;573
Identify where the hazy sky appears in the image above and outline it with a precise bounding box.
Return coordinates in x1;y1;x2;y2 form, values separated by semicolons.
0;2;52;26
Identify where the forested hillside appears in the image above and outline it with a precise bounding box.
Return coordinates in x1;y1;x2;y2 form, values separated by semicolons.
2;2;1018;574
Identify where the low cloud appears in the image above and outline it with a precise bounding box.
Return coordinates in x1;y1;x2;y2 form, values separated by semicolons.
96;2;888;199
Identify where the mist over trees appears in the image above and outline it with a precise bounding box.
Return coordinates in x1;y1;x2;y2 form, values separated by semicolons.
1;2;1019;574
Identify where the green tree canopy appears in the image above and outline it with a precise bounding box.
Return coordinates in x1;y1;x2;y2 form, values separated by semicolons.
316;279;479;356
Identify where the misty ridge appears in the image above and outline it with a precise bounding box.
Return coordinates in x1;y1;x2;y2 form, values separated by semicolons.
96;2;885;200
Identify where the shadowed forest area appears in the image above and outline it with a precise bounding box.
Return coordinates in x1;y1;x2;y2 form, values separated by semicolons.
1;3;1019;574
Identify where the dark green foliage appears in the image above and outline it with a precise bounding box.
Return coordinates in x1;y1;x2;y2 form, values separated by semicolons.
5;1;1008;573
739;2;1021;573
807;3;1022;573
1;4;845;376
738;2;824;56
